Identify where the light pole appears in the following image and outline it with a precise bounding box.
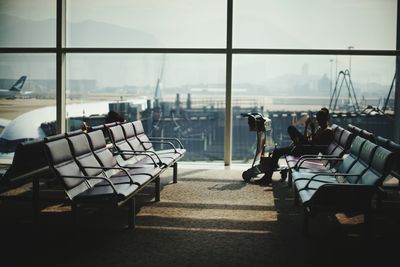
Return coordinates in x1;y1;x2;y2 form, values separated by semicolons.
348;46;354;74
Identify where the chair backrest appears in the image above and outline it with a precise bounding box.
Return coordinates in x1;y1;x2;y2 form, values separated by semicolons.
360;129;376;143
121;122;145;151
104;122;119;128
65;129;83;137
331;124;338;134
44;138;89;199
44;133;66;142
67;133;104;186
386;140;400;180
338;129;353;151
1;138;50;190
347;124;355;133
336;136;366;174
330;129;353;158
88;124;104;132
346;140;378;184
132;120;153;150
358;146;393;185
86;130;118;169
325;127;344;155
376;136;390;148
108;125;136;161
348;124;363;136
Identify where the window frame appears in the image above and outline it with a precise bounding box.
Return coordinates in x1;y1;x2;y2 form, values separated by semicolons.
0;0;398;165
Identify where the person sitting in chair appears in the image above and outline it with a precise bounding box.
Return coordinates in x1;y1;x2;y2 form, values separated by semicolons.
257;108;334;185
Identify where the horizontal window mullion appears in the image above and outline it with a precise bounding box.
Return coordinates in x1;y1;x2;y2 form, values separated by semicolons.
1;47;398;57
232;48;399;56
62;48;227;54
0;48;57;53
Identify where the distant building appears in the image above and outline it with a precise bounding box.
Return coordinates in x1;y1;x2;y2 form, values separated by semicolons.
318;74;330;95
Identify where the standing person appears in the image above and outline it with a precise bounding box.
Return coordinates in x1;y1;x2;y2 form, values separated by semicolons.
256;108;334;185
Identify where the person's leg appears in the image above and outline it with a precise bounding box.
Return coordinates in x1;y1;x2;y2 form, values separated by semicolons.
288;125;308;145
257;146;292;185
271;146;292;168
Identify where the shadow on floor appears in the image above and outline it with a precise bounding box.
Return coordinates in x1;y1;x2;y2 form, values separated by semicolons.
1;170;400;267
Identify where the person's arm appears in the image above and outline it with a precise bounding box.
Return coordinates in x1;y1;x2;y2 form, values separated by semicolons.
304;118;311;136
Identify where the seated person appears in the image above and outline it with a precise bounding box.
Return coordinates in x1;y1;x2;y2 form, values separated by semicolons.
257;108;334;185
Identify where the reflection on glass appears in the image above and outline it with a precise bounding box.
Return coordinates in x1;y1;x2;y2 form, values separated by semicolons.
232;55;396;161
0;0;56;47
234;0;396;50
67;0;226;48
0;54;56;159
66;54;226;161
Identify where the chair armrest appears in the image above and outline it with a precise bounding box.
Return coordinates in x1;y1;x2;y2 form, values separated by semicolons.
290;144;328;154
118;150;161;167
142;140;177;152
149;137;184;149
60;175;118;194
79;165;139;185
304;172;361;189
295;157;343;170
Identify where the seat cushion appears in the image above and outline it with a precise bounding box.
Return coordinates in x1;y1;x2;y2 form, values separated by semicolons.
294;175;338;192
74;183;139;202
292;170;335;182
286;155;326;169
110;174;153;186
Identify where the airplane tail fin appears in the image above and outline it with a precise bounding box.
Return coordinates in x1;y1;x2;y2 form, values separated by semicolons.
9;76;27;92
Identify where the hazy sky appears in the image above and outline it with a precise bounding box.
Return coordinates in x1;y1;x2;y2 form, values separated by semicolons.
1;0;396;49
0;0;397;91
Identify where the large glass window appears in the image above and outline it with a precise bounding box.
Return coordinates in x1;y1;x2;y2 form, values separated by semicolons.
1;0;398;164
66;53;226;161
232;54;396;161
67;0;227;48
0;0;56;47
234;0;397;50
0;54;56;158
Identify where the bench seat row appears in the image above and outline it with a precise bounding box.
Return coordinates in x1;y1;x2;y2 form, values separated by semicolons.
284;124;395;236
0;119;186;228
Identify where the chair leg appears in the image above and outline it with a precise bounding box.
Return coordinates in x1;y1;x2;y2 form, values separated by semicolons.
173;162;178;183
293;183;300;206
363;211;372;238
154;176;160;202
288;172;292;188
128;197;135;229
303;207;310;237
71;202;78;225
32;176;40;224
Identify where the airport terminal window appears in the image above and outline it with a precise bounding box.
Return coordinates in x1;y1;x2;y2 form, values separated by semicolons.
0;1;398;163
232;54;396;161
66;53;226;161
66;0;226;48
233;0;397;50
0;0;56;47
0;54;56;159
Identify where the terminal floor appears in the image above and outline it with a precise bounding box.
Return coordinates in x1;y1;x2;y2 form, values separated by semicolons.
0;168;400;267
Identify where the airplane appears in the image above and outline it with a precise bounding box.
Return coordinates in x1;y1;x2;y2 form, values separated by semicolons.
0;76;28;99
0;97;148;160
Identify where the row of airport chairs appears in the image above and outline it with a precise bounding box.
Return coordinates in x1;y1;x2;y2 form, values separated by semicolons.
284;124;397;236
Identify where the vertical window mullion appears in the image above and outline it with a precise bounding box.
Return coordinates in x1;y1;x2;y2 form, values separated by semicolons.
56;0;66;134
224;0;233;166
394;0;400;142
